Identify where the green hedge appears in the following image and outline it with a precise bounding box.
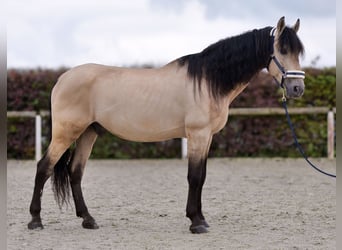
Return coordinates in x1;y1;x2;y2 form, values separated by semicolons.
7;67;335;159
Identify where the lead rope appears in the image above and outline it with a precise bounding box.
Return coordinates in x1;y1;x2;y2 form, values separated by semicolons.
280;90;336;178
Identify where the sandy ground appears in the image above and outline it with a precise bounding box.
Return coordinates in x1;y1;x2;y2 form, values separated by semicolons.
7;158;336;250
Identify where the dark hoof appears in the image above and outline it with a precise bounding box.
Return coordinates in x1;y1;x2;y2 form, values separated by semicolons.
82;217;99;229
201;220;210;228
28;218;44;230
190;224;208;234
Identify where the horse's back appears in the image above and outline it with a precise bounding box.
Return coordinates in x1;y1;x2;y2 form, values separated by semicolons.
51;63;189;141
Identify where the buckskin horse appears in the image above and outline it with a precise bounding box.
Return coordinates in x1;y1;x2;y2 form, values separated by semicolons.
28;17;305;233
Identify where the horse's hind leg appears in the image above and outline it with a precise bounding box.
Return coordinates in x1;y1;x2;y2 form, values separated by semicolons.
67;125;98;229
28;138;74;229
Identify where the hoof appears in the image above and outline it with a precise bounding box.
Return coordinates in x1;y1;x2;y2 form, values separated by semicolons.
28;218;44;230
201;220;210;228
190;224;208;234
82;217;99;229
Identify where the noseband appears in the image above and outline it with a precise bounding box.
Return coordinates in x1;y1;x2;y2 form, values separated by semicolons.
267;27;305;89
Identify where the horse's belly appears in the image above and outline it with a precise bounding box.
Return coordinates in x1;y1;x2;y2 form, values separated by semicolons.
98;113;186;142
105;123;185;142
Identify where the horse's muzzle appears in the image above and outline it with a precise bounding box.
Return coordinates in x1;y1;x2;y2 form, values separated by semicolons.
284;79;305;98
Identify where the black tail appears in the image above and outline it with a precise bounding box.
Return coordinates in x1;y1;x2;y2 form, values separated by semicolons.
51;149;73;208
47;78;74;208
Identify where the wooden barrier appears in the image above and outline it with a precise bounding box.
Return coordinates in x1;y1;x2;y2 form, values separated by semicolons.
327;111;335;159
228;107;331;116
8;107;336;160
181;107;335;159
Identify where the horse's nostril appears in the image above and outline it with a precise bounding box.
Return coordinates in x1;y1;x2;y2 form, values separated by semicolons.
294;86;299;92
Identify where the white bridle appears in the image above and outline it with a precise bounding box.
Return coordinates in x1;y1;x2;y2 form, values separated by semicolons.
268;27;305;88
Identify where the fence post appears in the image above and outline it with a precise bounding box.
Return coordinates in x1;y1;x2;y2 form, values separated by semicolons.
327;111;334;159
35;115;42;162
181;138;188;159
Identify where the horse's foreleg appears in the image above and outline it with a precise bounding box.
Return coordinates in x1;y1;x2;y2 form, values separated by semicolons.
197;157;209;227
187;158;208;233
186;129;212;234
68;126;98;229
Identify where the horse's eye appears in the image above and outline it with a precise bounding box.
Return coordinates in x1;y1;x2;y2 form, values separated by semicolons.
280;47;288;55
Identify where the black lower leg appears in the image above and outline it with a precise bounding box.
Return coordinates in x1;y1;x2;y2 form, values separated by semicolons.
186;157;208;233
28;155;51;229
69;164;98;229
197;158;209;227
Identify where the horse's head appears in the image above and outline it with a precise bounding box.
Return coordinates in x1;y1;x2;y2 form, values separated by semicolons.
267;17;305;99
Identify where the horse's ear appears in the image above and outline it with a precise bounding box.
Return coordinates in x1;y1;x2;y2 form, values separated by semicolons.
293;18;300;33
276;16;286;36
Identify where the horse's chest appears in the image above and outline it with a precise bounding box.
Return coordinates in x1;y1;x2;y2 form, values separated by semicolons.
210;83;248;134
210;107;229;134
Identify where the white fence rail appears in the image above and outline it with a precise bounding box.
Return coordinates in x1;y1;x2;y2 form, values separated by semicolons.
8;107;336;161
7;111;49;161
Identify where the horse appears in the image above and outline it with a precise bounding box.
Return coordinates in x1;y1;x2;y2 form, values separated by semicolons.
28;17;305;234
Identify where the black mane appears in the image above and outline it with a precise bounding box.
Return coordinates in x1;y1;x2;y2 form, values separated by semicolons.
178;26;304;99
